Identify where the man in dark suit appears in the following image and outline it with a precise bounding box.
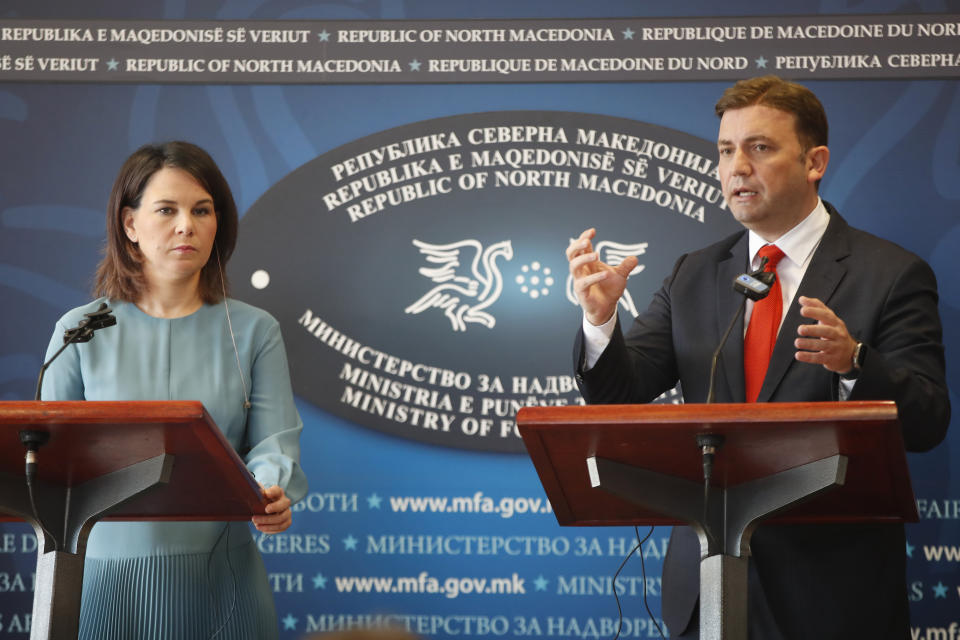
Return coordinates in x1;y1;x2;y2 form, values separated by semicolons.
567;75;950;639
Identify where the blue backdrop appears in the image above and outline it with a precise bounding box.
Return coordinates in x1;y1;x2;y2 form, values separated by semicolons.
1;1;958;638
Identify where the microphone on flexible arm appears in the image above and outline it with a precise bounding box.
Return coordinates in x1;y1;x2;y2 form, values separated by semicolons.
705;256;776;403
34;302;117;401
698;258;776;553
26;302;116;551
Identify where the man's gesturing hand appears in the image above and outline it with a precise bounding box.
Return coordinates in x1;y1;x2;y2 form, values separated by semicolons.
566;228;639;326
794;296;858;374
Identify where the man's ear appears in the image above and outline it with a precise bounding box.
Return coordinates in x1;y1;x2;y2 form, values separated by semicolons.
806;145;829;184
122;207;138;243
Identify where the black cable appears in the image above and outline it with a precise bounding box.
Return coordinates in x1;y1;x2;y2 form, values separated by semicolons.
634;526;666;640
611;526;665;640
21;433;60;551
697;435;724;554
25;463;60;552
702;453;718;551
611;531;642;640
208;523;239;639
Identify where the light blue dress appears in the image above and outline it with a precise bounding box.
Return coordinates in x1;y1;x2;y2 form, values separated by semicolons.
42;297;308;640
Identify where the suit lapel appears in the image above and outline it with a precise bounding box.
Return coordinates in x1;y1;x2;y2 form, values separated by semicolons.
717;233;749;402
757;208;851;402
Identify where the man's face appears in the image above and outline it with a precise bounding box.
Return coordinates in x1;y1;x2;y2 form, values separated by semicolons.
717;104;827;241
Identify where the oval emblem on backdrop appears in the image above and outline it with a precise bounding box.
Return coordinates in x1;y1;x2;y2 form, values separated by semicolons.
229;111;742;452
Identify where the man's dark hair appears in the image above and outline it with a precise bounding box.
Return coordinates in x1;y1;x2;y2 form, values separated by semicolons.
715;75;829;150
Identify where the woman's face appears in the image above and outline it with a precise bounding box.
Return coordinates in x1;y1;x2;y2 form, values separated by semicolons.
122;167;218;290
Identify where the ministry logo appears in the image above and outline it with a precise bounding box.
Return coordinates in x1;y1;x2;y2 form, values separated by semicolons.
230;111;740;452
405;238;514;332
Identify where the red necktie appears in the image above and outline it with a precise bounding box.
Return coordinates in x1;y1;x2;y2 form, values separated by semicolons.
744;244;786;403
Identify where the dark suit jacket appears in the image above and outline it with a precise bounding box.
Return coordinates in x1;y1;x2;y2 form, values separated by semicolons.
574;204;950;639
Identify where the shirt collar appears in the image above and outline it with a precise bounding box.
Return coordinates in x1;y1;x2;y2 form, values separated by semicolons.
748;198;830;269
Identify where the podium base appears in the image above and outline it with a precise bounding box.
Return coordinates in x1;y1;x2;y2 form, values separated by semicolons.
16;453;175;640
700;554;747;640
589;453;848;640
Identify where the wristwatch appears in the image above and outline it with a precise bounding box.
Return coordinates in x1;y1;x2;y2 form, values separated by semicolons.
840;342;866;380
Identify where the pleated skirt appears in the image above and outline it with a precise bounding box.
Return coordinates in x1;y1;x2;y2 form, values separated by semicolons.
78;533;278;640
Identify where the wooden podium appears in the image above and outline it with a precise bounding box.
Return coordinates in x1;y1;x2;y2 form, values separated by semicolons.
0;401;268;640
516;401;917;640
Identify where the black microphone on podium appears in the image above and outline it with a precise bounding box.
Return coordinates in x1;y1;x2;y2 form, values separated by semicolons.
698;258;777;552
34;302;116;401
26;303;117;551
705;256;776;404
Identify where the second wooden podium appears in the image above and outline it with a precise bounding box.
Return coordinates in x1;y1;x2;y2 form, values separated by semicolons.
517;401;916;640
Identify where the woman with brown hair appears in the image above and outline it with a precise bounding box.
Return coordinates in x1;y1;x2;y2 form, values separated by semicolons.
41;141;307;639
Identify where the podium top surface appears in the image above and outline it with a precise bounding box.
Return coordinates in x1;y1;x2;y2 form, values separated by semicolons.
0;400;266;520
517;401;917;526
